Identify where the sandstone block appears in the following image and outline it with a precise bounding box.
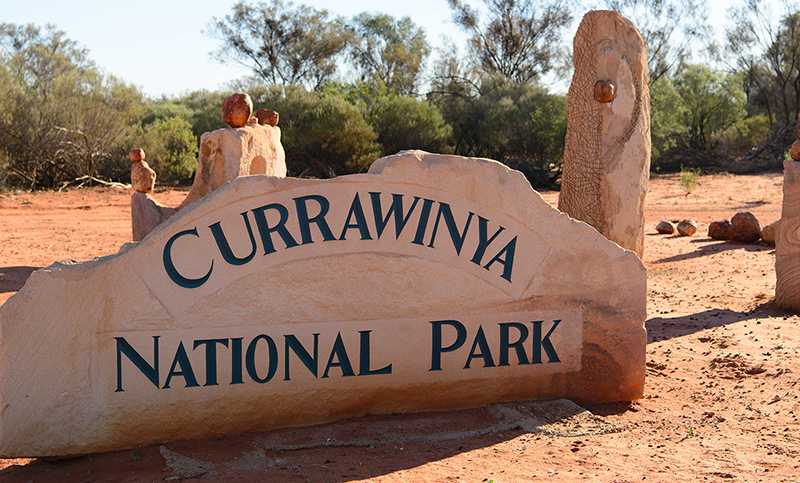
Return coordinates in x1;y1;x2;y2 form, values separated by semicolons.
708;220;733;240
655;220;675;234
559;11;651;258
731;212;761;243
177;124;287;210
0;151;645;457
131;192;178;242
777;161;800;309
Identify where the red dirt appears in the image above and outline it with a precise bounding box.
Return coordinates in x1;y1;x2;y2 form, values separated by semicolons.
1;172;798;482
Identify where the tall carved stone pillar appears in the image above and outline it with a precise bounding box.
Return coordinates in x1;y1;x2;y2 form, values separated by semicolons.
558;10;651;258
776;160;800;309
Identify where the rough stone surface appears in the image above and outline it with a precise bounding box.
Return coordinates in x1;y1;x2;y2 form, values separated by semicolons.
255;109;279;126
222;93;253;128
655;220;675;234
131;160;156;193
777;161;800;308
708;220;733;240
131;193;177;242
0;151;646;457
731;212;761;243
176;123;287;210
761;220;779;246
129;148;145;162
792;140;800;161
676;219;697;236
558;10;651;258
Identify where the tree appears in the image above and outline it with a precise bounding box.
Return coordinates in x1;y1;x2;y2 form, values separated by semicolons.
648;76;687;163
605;0;710;83
673;65;746;151
348;13;430;95
447;0;572;84
727;1;800;129
206;0;351;90
0;23;143;188
430;74;566;186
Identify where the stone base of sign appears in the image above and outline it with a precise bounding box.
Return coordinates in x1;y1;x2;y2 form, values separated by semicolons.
0;151;645;457
131;192;178;242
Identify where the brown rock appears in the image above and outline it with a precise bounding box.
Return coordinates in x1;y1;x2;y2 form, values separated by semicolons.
222;93;253;128
255;109;279;126
129;148;145;162
761;220;779;246
677;219;697;236
731;212;761;242
130;160;156;193
708;220;733;240
791;140;800;161
655;220;676;234
594;80;615;103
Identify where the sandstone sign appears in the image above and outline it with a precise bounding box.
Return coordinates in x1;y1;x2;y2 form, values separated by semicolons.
0;151;646;457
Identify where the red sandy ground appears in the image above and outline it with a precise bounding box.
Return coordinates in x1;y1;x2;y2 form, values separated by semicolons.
0;172;798;482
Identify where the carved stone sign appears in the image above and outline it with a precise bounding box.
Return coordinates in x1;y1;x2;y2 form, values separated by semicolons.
0;151;646;457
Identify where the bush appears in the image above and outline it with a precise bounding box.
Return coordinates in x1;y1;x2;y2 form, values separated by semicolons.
249;84;381;177
367;94;452;156
431;75;566;187
123;117;198;184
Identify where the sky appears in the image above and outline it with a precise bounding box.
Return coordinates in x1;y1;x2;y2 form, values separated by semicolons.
2;0;739;99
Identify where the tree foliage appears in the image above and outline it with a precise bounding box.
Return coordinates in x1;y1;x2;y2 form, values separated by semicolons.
366;91;452;156
206;0;351;89
447;0;572;83
727;0;800;129
673;65;746;151
124;116;198;183
248;84;381;177
606;0;710;82
348;13;431;95
0;23;143;188
430;74;566;184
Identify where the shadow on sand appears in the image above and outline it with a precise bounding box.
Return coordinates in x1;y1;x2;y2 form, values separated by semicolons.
0;266;40;293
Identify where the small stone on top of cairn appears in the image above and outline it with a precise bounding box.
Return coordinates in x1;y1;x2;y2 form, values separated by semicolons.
255;108;279;126
222;92;253;128
129;148;156;193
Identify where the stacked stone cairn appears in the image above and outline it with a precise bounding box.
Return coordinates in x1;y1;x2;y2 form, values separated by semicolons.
129;148;155;193
128;92;287;241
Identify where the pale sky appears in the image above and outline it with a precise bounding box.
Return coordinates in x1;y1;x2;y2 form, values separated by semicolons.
2;0;741;98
